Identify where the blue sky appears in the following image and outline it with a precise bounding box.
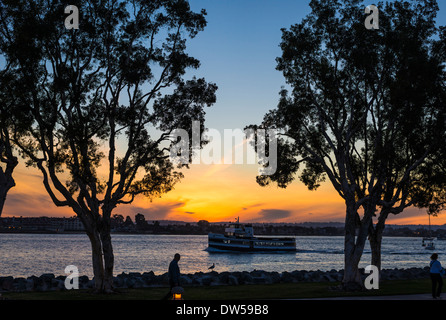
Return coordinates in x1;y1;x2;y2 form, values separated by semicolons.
3;1;445;224
185;0;446;133
186;0;312;131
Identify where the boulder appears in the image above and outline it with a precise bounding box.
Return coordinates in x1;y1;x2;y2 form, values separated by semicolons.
142;271;156;285
0;277;14;291
217;272;230;284
239;272;253;284
227;275;239;286
280;271;294;283
179;275;193;286
14;278;27;291
0;266;433;292
200;275;215;286
79;275;89;288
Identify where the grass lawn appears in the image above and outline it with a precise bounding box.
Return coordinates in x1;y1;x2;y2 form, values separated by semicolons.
1;278;432;300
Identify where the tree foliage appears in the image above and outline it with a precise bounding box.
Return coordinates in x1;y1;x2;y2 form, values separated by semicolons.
254;0;446;288
0;71;19;216
0;0;217;292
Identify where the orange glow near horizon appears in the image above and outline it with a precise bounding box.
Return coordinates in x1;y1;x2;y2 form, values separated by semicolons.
2;0;446;229
3;160;445;226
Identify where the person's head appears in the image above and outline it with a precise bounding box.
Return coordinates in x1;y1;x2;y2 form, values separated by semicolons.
431;253;438;260
174;253;181;261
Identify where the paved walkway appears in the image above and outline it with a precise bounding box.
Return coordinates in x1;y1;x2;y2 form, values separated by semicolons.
303;293;439;300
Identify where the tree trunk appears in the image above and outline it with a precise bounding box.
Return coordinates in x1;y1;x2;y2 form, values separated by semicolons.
87;229;105;292
368;211;388;273
342;200;374;291
100;222;114;293
343;233;367;291
343;248;363;291
0;167;16;217
0;184;8;217
342;201;363;291
369;231;382;272
85;218;114;293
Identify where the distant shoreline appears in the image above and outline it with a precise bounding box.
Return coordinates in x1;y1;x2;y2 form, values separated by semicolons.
1;216;446;237
1;216;444;228
0;229;444;238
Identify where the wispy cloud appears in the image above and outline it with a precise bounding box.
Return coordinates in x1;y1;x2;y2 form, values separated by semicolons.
118;201;187;220
3;190;73;217
250;208;292;222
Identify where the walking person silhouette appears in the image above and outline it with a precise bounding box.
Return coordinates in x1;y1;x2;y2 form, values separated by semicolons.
430;253;444;299
162;253;181;300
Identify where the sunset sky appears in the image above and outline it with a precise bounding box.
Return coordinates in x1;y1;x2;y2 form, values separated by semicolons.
3;0;446;225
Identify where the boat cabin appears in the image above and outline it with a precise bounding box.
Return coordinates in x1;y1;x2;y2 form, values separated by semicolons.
224;223;254;238
207;217;296;252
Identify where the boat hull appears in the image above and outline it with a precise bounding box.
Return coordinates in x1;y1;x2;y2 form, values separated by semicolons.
208;233;296;252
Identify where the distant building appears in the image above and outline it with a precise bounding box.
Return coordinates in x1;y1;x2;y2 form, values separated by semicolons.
0;216;64;232
63;217;85;231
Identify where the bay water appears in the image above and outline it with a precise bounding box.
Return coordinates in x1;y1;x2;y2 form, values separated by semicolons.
0;233;443;278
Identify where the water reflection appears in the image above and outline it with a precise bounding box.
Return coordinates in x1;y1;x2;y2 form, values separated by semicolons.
0;234;442;278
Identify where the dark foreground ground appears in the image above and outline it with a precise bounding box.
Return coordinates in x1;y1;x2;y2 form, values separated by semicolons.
0;278;437;300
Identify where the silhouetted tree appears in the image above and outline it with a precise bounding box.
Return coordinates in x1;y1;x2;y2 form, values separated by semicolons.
251;0;445;290
123;216;134;229
152;220;161;233
135;213;148;231
0;117;17;217
0;0;217;292
197;219;210;230
0;72;20;216
0;66;34;217
111;214;124;229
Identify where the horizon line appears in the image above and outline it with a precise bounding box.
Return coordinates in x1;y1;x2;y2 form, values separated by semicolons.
1;215;445;227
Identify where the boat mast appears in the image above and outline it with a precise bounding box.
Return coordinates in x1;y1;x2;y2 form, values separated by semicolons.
429;214;431;237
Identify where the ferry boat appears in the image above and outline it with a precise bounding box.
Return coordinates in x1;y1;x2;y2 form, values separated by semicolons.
207;218;296;252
